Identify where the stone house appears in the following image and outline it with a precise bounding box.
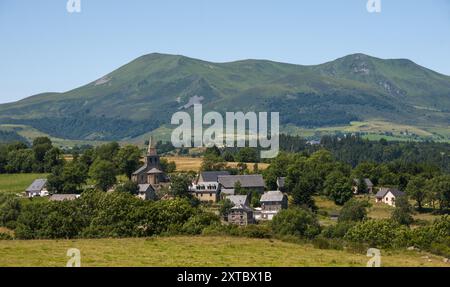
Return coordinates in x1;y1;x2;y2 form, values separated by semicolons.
228;204;254;226
218;174;265;197
259;190;288;220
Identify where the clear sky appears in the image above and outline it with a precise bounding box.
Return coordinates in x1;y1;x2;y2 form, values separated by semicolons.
1;0;450;104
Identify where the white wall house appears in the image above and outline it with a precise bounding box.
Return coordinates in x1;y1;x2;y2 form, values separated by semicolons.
25;179;49;198
375;188;406;207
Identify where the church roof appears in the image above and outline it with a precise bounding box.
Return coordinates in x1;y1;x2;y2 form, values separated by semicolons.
132;164;148;175
147;168;163;174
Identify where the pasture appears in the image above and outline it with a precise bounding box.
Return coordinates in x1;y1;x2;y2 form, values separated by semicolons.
0;236;447;267
0;173;48;195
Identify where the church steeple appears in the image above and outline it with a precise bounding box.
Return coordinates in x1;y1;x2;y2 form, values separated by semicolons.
147;136;157;156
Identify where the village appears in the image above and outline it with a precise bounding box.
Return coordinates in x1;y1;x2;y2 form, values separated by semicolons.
23;138;409;227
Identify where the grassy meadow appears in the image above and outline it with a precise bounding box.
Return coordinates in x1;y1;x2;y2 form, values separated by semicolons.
0;236;448;267
0;173;48;195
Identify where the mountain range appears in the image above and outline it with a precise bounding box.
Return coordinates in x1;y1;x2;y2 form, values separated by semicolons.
1;53;449;142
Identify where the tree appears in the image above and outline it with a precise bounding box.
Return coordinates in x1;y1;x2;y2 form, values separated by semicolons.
32;137;52;164
235;147;259;163
95;142;120;161
204;145;221;157
160;158;176;173
406;176;428;210
357;177;368;194
60;160;89;194
391;196;414;226
292;176;317;211
234;181;244;195
428;175;450;212
201;154;226;171
43;147;64;172
89;160;117;192
115;181;139;195
324;171;353;206
169;173;193;199
219;199;234;220
338;199;371;222
271;207;321;239
114;145;141;179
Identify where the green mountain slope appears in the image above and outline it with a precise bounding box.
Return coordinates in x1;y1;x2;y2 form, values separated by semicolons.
0;53;449;141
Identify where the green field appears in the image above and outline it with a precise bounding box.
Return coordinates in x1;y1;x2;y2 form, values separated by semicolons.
0;173;48;195
0;236;448;267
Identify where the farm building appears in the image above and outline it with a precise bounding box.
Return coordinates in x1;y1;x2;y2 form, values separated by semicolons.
375;188;406;207
25;179;49;198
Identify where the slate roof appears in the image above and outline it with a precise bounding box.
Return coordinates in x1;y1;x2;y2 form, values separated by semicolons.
132;164;148;175
260;190;285;202
226;195;249;206
138;184;153;192
49;194;80;201
353;178;374;187
376;188;405;198
199;171;230;182
147;168;163;174
218;175;265;189
26;179;47;193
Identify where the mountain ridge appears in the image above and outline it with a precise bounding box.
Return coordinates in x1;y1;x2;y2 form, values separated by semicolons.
1;53;449;141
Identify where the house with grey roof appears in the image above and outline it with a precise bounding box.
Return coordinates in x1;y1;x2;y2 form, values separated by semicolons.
218;174;265;196
189;171;230;203
228;204;254;226
49;194;80;202
352;178;374;194
259;190;288;220
197;171;230;184
137;184;156;201
375;187;405;207
25;179;49;198
226;194;250;207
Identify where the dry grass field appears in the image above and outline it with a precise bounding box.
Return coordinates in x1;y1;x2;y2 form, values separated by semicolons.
162;156;269;172
0;236;448;267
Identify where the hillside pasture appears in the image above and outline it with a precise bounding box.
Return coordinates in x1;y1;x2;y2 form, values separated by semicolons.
0;236;447;267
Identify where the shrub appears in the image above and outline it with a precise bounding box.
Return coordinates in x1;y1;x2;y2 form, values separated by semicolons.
0;232;13;240
182;212;220;235
344;219;410;249
410;215;450;249
338;199;370;222
271;207;321;239
321;221;356;239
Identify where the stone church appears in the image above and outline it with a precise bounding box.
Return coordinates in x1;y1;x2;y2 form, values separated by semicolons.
132;137;169;191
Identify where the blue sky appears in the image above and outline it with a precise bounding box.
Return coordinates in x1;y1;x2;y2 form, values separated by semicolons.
1;0;450;104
